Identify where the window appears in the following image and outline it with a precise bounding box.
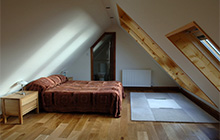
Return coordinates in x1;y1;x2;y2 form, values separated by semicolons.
199;38;220;61
194;33;220;62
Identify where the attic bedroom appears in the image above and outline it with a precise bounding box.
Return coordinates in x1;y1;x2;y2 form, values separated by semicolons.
0;0;219;140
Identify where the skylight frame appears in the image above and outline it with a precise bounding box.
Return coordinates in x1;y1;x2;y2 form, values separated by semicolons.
166;21;220;93
167;21;219;64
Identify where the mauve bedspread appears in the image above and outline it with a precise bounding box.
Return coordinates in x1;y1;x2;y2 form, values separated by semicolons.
43;81;124;117
26;75;124;117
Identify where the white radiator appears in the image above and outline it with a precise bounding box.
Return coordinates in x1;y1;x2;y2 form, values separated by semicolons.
122;70;151;87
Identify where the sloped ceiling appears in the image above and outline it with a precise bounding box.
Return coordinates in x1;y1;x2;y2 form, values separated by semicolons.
110;0;219;108
0;0;112;95
117;5;216;107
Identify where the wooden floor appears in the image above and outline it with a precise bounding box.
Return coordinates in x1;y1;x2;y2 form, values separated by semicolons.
0;90;219;140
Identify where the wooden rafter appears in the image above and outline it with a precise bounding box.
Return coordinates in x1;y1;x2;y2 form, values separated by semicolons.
117;5;217;107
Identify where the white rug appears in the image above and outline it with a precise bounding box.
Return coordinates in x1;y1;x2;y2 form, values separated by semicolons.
130;92;219;123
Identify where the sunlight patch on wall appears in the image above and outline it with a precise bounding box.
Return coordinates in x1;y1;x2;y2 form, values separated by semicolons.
35;26;99;78
1;9;100;95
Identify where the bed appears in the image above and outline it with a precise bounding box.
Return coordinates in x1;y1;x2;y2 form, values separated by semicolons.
25;75;125;117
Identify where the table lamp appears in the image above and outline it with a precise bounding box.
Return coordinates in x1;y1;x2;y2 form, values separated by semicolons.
17;80;28;95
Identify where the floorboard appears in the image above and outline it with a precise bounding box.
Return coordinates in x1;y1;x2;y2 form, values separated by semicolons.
0;90;219;140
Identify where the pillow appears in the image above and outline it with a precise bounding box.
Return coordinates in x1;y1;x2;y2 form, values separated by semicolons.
36;77;56;89
55;75;68;83
48;75;62;86
25;77;56;92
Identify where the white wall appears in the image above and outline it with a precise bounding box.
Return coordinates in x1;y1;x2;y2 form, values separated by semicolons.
114;0;219;108
1;0;111;96
67;24;177;87
67;50;91;81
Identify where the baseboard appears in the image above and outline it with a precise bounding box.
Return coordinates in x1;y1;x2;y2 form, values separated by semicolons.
180;88;220;121
124;86;181;93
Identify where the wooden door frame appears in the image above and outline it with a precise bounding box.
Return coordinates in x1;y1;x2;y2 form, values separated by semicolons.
90;32;116;81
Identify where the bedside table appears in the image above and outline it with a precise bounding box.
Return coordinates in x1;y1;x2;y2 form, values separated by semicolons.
1;91;39;124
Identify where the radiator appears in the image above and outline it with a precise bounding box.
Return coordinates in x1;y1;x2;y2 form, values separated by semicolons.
122;70;151;87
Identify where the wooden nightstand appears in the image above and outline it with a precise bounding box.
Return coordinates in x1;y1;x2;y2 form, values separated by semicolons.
1;91;39;124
